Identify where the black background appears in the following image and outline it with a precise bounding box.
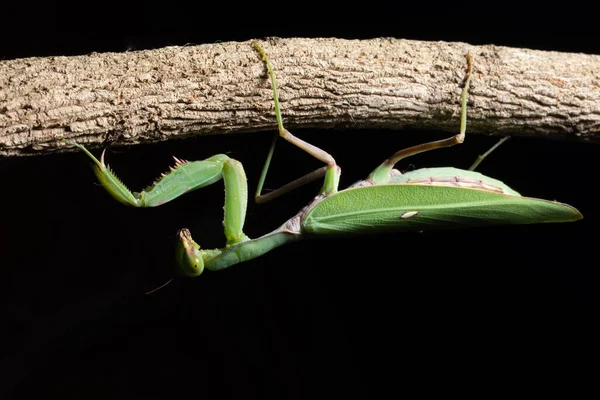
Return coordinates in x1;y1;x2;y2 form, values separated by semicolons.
1;4;598;399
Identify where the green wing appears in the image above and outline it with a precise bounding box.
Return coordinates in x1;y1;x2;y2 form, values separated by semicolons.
302;185;582;235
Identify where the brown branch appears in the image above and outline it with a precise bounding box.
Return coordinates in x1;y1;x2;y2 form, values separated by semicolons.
2;37;600;157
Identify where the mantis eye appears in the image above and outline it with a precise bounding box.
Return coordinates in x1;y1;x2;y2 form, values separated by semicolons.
175;229;205;277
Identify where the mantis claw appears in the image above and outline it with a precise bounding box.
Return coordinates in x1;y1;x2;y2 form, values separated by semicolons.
73;142;141;207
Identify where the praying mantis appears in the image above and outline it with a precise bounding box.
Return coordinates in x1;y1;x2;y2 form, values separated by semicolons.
74;42;582;278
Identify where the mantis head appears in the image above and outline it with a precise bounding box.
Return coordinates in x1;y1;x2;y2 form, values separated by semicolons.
175;229;205;277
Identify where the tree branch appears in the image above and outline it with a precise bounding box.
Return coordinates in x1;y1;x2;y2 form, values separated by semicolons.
2;37;599;157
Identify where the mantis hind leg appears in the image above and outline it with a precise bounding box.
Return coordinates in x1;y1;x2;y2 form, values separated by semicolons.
368;54;474;184
468;136;510;171
253;42;340;203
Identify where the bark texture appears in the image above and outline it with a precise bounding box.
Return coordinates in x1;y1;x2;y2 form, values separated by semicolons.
1;37;600;157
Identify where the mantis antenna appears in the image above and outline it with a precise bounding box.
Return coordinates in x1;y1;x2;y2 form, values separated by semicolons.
144;278;174;295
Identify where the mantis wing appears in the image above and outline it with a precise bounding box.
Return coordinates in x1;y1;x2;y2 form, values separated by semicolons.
302;185;582;235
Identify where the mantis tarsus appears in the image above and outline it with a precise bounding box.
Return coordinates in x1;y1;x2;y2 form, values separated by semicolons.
74;43;582;278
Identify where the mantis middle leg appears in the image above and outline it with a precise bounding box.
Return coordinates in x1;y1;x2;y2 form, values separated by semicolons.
253;42;340;203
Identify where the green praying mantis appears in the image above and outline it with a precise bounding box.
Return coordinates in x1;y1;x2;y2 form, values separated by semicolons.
74;42;582;278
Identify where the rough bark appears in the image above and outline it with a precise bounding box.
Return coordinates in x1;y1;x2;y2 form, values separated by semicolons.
1;37;600;157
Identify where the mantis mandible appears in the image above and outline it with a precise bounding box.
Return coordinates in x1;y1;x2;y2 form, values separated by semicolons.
74;42;582;278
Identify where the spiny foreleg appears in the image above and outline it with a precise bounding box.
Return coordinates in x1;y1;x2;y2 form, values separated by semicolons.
74;143;249;246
